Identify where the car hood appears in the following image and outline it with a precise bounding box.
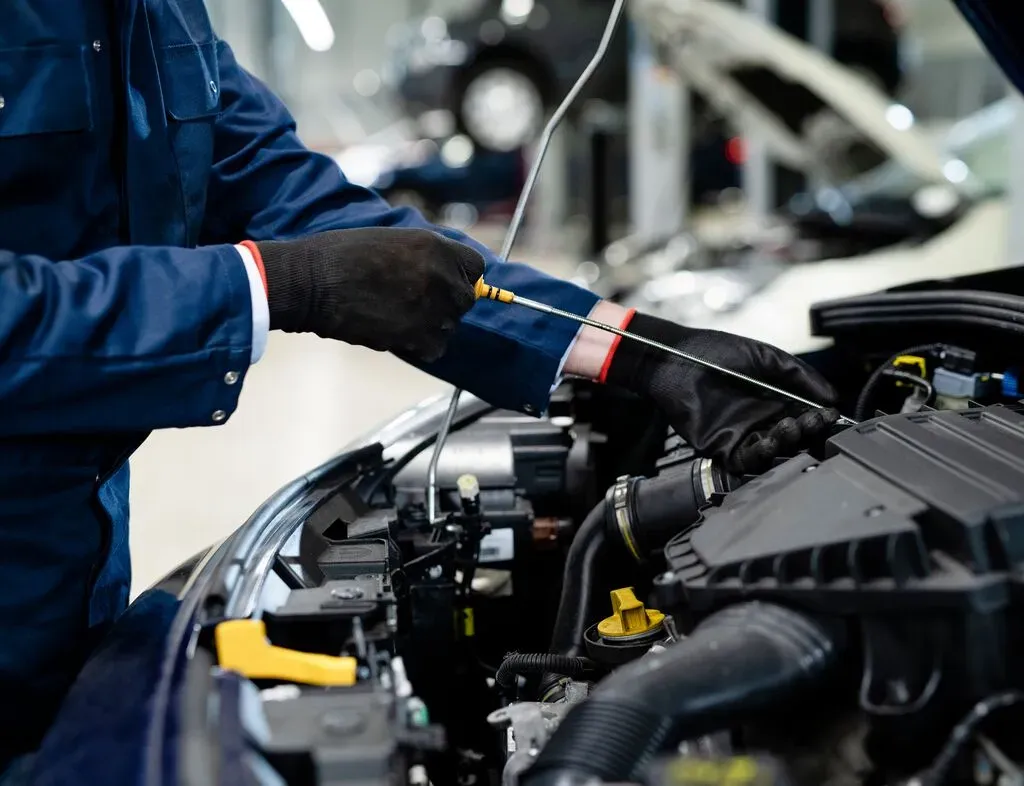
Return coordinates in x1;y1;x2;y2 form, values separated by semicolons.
631;0;952;186
954;1;1024;95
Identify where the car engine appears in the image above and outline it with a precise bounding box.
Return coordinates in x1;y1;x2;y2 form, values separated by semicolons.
160;0;1024;773
168;300;1024;786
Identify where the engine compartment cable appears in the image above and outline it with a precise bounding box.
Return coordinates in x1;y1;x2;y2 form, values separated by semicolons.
854;344;945;422
913;691;1024;786
550;499;608;658
880;369;934;410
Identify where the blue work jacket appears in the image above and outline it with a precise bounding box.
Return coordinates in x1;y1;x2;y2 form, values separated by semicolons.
0;0;598;765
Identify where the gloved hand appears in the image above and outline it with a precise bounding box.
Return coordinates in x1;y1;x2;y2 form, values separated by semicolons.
604;313;840;474
250;227;485;362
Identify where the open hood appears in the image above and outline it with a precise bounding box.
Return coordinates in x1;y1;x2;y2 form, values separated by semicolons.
954;0;1024;95
632;0;955;187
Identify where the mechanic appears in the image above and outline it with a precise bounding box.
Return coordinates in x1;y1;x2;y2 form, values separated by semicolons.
0;2;838;780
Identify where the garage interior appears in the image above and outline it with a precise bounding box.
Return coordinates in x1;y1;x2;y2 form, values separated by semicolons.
14;2;1024;785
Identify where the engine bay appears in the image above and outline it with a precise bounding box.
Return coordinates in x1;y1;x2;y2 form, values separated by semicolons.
168;271;1024;786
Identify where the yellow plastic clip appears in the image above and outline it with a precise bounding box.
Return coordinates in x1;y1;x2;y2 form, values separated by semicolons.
474;278;516;304
597;587;665;638
215;619;358;687
892;355;927;387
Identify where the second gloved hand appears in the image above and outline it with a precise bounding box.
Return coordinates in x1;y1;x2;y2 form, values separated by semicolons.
253;227;485;362
604;313;840;474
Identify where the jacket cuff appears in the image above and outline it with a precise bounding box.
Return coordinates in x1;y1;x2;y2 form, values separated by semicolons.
419;262;601;415
597;308;638;383
235;243;270;364
172;244;255;427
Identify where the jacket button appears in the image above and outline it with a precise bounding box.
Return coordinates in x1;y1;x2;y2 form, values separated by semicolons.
93;40;103;53
0;96;5;111
524;404;536;415
209;80;218;95
224;371;239;385
211;409;227;423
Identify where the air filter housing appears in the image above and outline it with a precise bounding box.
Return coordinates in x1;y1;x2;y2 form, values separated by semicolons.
659;404;1024;721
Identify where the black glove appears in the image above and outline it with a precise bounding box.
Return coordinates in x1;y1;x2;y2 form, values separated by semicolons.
253;227;485;362
605;313;840;474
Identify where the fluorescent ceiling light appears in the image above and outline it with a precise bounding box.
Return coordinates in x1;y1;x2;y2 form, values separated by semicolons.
280;0;335;52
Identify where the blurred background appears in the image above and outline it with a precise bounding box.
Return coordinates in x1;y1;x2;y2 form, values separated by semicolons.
130;0;1023;593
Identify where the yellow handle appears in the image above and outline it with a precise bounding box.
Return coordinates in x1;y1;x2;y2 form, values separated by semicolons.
475;278;516;304
215;619;358;686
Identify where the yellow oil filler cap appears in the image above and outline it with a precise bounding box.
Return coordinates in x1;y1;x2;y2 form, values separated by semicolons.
215;619;358;687
597;587;665;638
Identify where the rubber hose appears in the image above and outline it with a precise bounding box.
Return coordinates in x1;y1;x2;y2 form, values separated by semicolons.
821;314;1024;339
817;289;1024;312
612;459;737;561
551;460;734;655
494;653;593;691
524;602;842;786
549;499;608;657
855;344;944;421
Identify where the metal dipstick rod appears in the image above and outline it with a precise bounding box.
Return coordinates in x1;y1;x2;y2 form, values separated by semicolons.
426;0;629;523
475;281;856;424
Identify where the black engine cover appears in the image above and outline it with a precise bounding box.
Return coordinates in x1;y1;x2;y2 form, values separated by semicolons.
661;404;1024;717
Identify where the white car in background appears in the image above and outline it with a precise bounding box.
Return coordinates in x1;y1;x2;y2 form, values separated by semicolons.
586;0;1016;353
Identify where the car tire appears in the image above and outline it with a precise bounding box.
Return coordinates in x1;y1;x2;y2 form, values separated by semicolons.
454;57;548;153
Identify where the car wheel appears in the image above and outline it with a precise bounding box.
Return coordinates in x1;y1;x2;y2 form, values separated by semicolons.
456;61;546;153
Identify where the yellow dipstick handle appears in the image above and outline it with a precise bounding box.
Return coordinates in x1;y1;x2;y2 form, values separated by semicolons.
475;278;516;304
215;619;358;686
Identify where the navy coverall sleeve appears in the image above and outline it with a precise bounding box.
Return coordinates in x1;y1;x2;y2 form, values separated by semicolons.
200;42;600;415
0;244;253;435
